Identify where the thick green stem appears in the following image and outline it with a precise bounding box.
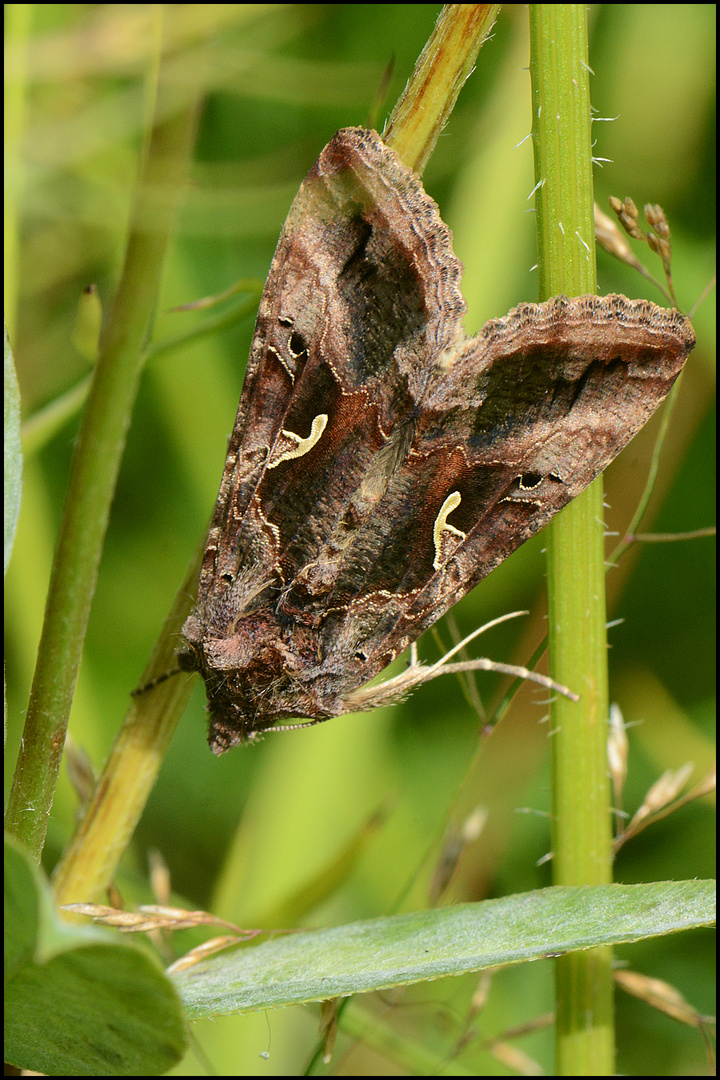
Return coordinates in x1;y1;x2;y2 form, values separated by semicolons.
529;5;615;1074
5;30;200;859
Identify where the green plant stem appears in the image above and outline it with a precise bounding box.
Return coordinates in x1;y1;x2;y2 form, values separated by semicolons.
52;540;203;907
384;3;500;173
529;5;614;1075
5;36;201;859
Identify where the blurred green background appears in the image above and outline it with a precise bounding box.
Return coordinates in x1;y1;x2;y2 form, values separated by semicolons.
5;5;714;1075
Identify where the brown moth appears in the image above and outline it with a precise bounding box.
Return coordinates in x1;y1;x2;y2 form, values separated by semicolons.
179;127;695;753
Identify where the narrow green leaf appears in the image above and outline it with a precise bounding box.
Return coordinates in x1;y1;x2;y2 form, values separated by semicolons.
172;880;715;1018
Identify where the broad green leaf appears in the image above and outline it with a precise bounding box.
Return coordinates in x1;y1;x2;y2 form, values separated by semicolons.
4;836;188;1076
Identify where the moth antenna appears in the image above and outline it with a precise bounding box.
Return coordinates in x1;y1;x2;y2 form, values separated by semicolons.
265;717;331;735
345;612;578;714
132;667;182;696
420;610;529;675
